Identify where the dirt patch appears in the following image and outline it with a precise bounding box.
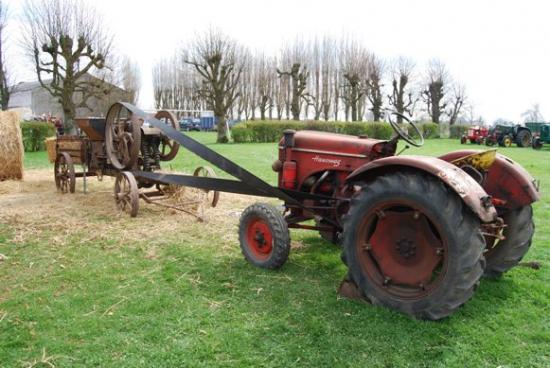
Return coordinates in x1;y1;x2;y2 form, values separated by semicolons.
0;169;273;249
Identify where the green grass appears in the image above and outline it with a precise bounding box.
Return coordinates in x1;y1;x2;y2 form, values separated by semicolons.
4;133;549;367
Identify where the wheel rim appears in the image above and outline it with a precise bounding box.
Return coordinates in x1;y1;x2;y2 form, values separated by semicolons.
193;166;220;207
504;137;512;147
154;110;180;161
114;172;139;217
246;218;273;261
105;103;142;170
355;200;447;299
54;152;75;193
522;134;530;146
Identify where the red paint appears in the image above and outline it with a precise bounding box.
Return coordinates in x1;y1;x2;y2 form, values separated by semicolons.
246;218;273;261
346;155;498;223
368;209;442;286
277;130;395;189
282;161;297;189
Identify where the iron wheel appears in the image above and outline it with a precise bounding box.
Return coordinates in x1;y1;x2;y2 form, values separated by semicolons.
154;110;180;161
105;103;142;170
114;171;139;217
54;152;76;193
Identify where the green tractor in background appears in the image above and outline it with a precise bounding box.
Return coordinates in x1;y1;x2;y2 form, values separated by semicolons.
485;124;532;147
526;122;550;149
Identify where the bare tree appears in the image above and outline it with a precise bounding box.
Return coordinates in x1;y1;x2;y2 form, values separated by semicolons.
0;0;11;110
521;103;544;122
277;63;308;120
388;56;416;123
366;57;384;121
446;83;466;125
277;41;309;120
422;59;448;124
255;53;274;120
185;29;243;143
22;0;114;130
120;56;141;104
340;39;370;121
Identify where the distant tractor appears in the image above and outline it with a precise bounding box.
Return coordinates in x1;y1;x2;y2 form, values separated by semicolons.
526;122;550;149
461;126;489;144
485;124;532;148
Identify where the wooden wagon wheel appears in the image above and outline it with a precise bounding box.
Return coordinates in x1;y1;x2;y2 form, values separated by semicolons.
54;152;76;193
154;110;180;161
114;171;139;217
193;166;220;207
105;102;142;170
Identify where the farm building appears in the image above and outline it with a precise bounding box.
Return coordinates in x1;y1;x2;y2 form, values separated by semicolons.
8;73;131;120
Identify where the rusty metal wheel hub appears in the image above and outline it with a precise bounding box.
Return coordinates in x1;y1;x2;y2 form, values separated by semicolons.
358;206;445;293
246;218;273;261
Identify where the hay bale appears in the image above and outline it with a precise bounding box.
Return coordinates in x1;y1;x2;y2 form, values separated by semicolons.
0;111;24;181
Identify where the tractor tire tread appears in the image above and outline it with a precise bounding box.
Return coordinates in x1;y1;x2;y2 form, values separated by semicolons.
484;205;534;278
239;203;290;269
342;171;485;320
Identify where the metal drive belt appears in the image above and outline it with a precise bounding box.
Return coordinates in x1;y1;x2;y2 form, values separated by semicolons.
119;102;310;208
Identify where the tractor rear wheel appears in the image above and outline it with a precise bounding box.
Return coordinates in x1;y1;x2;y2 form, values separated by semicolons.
516;130;532;148
342;172;485;320
239;203;290;269
484;206;534;278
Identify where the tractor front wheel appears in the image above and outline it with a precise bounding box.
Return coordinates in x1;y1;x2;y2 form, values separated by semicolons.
239;203;290;269
501;135;513;147
342;172;485;320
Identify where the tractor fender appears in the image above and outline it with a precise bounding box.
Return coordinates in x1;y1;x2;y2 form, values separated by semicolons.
346;155;498;223
438;150;540;209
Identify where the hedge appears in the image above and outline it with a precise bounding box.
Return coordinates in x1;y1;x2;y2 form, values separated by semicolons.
232;120;440;143
20;121;56;152
450;124;472;139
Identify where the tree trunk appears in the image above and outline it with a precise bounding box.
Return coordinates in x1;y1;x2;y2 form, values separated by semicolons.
216;113;229;143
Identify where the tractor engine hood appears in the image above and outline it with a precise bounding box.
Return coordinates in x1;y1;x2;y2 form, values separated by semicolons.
281;130;395;159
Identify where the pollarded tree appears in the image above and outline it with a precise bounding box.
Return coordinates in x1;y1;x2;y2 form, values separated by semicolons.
340;38;370;121
388;56;416;123
185;29;244;143
22;0;113;130
422;59;448;124
446;83;467;125
366;57;384;121
277;62;308;121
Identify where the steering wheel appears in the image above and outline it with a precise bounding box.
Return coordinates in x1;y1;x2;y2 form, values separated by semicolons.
387;111;424;147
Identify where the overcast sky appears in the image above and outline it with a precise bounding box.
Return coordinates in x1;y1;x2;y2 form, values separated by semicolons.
5;0;550;122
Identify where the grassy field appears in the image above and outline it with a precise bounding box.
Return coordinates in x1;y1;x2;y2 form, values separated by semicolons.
1;133;548;367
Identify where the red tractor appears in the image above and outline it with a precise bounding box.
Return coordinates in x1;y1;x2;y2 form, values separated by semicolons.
239;113;538;320
120;105;539;321
461;125;489;144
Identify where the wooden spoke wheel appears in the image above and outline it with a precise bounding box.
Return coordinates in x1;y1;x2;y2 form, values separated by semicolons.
193;166;220;207
54;152;76;193
105;102;142;170
114;171;139;217
154;110;180;161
